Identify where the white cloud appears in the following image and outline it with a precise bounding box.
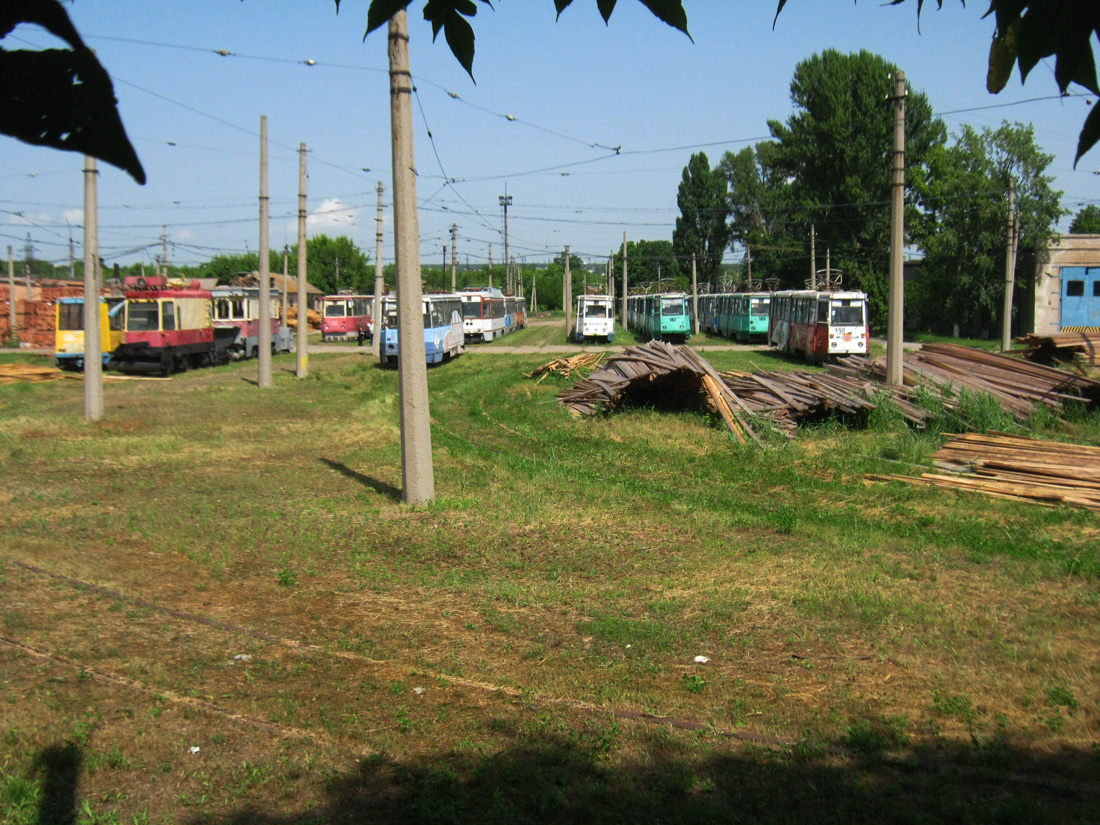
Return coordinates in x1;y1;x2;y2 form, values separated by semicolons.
307;198;359;236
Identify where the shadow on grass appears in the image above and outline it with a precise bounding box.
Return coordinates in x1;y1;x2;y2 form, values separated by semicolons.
35;742;81;825
184;730;1100;825
319;458;401;502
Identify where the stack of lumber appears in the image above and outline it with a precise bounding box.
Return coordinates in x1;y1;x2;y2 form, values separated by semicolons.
0;363;79;384
525;352;604;382
867;432;1100;511
719;369;930;429
1015;331;1100;367
838;344;1100;421
557;341;768;444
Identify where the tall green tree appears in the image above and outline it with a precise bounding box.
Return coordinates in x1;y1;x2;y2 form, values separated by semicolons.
1069;204;1100;234
673;152;729;291
764;50;945;321
912;122;1064;336
720;142;804;289
611;239;683;295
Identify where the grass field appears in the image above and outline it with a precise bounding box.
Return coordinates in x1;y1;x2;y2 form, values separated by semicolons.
1;345;1099;824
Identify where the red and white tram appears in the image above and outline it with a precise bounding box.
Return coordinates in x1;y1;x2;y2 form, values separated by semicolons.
767;289;869;362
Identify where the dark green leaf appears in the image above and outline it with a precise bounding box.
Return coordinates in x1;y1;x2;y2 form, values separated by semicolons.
596;0;617;24
636;0;689;37
554;0;574;20
365;0;411;36
1014;2;1059;83
1074;98;1100;167
442;8;476;80
1052;4;1099;95
0;47;145;184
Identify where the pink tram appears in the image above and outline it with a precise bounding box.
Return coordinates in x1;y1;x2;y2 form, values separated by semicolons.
110;276;235;375
319;293;374;342
767;289;869;362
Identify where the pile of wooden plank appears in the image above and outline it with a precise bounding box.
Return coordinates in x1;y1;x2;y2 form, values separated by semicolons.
1015;331;1100;367
0;363;80;384
836;344;1100;421
867;432;1100;511
525;352;604;382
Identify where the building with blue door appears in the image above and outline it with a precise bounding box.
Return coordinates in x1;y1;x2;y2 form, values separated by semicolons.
1031;235;1100;334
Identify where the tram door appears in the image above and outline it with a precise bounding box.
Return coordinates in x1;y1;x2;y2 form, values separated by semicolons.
1060;267;1100;330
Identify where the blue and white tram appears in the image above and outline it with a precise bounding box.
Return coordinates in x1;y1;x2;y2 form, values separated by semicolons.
379;293;464;367
460;286;508;343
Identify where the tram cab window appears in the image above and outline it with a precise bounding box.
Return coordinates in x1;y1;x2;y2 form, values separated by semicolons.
661;298;682;316
586;302;609;317
128;302;159;332
750;297;770;315
58;303;83;331
108;300;125;331
462;299;482;319
325;302;347;317
830;300;864;326
161;301;176;331
1066;280;1085;297
818;300;830;323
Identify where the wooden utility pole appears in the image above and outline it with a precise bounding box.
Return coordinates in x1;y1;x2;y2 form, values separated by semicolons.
296;143;309;377
620;232;628;328
83;155;102;421
257;115;273;389
886;69;906;386
450;223;457;293
161;225;168;277
372;180;384;358
810;225;816;289
563;245;572;336
1001;179;1017;352
389;10;434;505
691;253;699;335
7;246;14;338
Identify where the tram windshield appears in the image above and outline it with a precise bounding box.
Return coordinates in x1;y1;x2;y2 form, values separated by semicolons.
57;303;83;331
323;301;347;317
462;300;483;319
661;298;684;316
749;297;770;315
127;302;160;332
830;300;864;326
585;302;610;317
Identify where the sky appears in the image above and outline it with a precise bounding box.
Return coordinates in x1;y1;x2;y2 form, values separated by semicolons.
2;0;1097;275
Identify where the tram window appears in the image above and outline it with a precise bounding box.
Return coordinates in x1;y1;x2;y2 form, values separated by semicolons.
751;298;770;315
818;301;830;323
128;302;159;331
108;300;125;331
1094;282;1100;297
324;302;347;317
58;304;83;331
231;299;245;320
586;303;608;317
1066;280;1085;297
462;300;482;319
161;302;176;331
661;298;682;316
831;301;864;326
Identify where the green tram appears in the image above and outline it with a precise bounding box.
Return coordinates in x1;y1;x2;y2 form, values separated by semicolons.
626;292;692;343
711;291;772;342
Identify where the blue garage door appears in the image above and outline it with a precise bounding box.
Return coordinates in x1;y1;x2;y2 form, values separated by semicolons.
1060;267;1100;330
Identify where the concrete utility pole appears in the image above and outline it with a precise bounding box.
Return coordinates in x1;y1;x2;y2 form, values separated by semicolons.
746;245;753;289
450;223;457;292
1001;179;1018;353
531;265;537;312
296;143;309;377
609;250;615;304
499;192;512;293
810;225;816;289
257;115;273;389
563;246;572;336
282;245;289;326
620;232;628;329
692;253;699;335
389;10;434;505
487;243;493;288
372;180;384;358
82;155;103;421
886;69;906;386
7;246;14;337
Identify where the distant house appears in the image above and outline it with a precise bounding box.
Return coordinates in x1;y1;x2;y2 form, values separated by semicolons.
1029;235;1100;334
237;271;323;309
